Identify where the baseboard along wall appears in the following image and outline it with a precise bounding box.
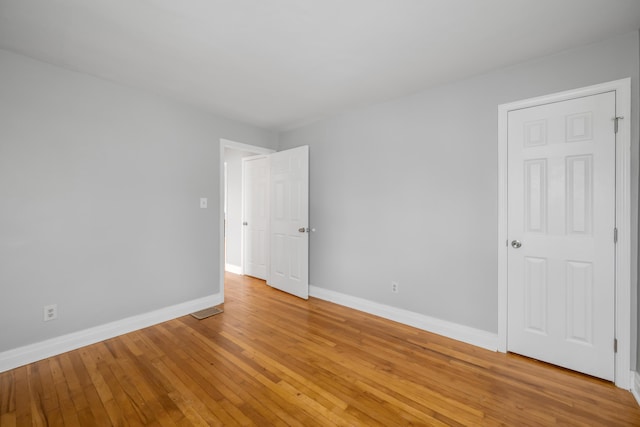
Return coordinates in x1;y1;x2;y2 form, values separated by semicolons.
225;263;242;275
632;372;640;405
309;285;498;351
1;284;496;374
0;293;222;373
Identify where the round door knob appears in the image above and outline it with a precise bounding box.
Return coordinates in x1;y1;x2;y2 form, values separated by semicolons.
511;240;522;249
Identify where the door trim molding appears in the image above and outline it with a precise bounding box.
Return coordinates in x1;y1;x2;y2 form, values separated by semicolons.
497;78;632;389
220;139;275;301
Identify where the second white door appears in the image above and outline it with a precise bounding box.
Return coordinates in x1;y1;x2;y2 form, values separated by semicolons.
242;155;269;280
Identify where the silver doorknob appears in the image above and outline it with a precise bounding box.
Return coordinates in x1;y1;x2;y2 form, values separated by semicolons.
243;222;248;226
511;240;522;249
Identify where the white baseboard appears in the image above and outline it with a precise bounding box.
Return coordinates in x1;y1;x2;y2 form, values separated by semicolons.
632;371;640;405
0;293;222;373
309;285;498;351
225;263;242;275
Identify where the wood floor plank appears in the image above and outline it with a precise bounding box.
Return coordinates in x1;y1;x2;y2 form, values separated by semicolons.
231;311;485;424
35;359;63;424
164;322;310;427
0;370;17;427
66;351;113;427
3;272;640;426
152;359;225;426
0;371;15;415
78;346;128;426
57;352;103;427
157;325;282;425
12;367;32;427
107;338;181;427
48;357;83;427
202;313;412;425
26;363;49;426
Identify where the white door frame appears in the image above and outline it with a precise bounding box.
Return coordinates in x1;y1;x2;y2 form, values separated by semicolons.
497;78;632;389
219;139;275;300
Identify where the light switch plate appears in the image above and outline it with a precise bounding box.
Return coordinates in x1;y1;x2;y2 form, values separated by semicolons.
200;198;207;208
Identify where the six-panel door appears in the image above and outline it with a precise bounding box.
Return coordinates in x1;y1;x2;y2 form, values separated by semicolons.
507;92;616;380
268;145;309;299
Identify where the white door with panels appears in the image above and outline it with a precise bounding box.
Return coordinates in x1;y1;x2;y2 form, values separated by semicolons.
268;145;309;299
507;92;616;380
242;155;269;280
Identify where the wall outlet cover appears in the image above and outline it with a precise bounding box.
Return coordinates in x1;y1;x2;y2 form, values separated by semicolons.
44;304;58;321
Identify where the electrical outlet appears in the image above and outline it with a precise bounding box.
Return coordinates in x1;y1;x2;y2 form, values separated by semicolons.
391;281;399;293
44;304;58;321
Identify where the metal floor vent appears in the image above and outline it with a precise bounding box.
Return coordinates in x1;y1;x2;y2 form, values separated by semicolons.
190;306;224;320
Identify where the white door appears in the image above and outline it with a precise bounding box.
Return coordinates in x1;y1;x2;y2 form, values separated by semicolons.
242;155;269;280
507;91;616;380
268;145;309;299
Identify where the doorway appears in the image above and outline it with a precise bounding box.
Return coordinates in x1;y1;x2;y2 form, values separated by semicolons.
220;140;311;301
497;79;631;388
220;139;274;300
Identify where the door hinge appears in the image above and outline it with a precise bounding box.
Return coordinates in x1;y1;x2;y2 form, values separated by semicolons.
614;116;624;134
614;338;618;353
614;227;618;244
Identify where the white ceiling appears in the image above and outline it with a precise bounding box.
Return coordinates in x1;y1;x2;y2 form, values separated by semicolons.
1;0;639;130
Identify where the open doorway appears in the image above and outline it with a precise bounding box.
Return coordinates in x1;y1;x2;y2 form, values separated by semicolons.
219;139;274;299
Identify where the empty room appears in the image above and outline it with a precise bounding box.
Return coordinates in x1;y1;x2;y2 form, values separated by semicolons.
2;0;640;425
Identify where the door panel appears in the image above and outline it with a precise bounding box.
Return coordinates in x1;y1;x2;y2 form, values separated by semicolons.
523;256;547;335
268;146;309;299
507;91;615;380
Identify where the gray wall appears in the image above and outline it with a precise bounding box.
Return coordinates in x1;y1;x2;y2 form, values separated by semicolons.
280;32;639;363
224;148;259;269
2;29;639;371
0;49;277;352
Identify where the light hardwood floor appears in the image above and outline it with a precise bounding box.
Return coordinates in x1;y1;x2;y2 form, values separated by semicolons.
2;272;640;426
